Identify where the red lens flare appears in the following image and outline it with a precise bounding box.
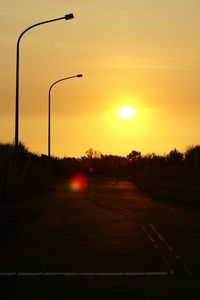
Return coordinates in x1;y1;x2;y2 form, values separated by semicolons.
89;167;94;173
69;174;88;192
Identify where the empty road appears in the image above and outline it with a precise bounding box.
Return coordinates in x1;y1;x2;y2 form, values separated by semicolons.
1;178;200;299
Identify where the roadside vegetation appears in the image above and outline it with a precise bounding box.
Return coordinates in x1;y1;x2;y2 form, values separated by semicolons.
0;143;69;206
81;146;200;206
1;143;200;207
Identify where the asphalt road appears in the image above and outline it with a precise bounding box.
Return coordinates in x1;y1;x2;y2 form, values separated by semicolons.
1;178;200;299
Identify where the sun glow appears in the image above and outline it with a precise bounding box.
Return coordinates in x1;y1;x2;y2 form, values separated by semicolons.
102;99;150;144
117;105;138;120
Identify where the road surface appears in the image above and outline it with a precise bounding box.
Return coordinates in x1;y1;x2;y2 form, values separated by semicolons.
1;178;200;299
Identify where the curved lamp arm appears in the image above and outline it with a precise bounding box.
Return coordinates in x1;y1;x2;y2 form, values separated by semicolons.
48;74;83;156
15;13;74;148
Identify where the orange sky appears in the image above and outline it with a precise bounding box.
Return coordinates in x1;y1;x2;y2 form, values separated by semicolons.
0;0;200;157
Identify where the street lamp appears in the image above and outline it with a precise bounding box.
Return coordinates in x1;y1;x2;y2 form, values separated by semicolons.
48;74;83;157
15;13;74;149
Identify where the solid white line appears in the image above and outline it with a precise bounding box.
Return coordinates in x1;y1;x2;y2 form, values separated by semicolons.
43;272;78;276
0;272;169;277
144;272;168;276
94;273;124;276
0;273;16;276
17;272;44;276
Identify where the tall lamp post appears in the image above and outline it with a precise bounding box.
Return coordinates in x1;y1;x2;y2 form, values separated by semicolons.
48;74;83;157
15;13;74;149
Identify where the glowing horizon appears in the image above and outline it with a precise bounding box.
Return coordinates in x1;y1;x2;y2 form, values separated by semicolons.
0;1;200;157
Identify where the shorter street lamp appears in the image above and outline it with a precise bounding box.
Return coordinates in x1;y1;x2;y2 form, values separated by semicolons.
48;74;83;157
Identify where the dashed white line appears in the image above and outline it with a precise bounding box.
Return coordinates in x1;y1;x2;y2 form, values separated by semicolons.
175;256;192;276
141;224;175;275
115;206;129;214
149;224;173;251
140;224;155;243
148;224;192;276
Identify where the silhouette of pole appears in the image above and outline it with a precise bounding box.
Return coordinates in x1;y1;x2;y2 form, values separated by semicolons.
48;74;83;157
15;13;74;149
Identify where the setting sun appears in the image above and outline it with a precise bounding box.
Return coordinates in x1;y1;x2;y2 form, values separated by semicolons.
117;105;138;120
1;0;200;158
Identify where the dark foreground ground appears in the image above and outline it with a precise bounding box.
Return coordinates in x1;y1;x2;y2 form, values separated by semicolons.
1;178;200;299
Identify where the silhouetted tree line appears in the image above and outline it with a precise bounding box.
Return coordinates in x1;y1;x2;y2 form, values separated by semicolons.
79;146;200;205
1;143;200;206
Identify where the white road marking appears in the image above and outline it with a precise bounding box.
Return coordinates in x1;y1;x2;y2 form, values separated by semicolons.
149;224;192;276
17;272;44;276
176;256;181;260
144;272;168;276
140;224;155;243
141;224;175;275
0;272;168;277
43;272;78;276
0;272;16;276
115;206;129;214
180;263;193;276
149;224;173;251
175;256;192;276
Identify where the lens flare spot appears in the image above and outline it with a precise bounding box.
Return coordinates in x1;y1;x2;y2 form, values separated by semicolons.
70;174;88;192
89;167;94;173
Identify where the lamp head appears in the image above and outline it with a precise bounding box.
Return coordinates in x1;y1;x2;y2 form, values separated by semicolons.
64;13;74;20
